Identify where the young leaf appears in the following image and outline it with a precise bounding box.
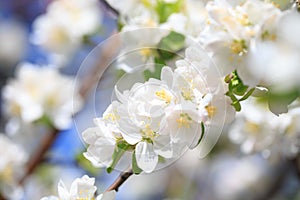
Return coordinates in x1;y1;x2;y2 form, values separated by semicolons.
143;57;166;80
132;151;143;174
157;31;185;60
107;140;132;173
155;0;183;23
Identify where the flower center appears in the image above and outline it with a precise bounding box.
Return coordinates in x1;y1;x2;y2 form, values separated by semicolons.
155;89;172;103
205;105;217;118
176;113;192;128
245;121;260;134
104;113;119;122
181;87;194;101
140;48;152;57
141;124;157;139
230;40;247;55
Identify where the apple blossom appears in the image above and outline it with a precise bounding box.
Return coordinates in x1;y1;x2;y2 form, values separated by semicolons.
2;62;83;130
40;175;116;200
32;0;102;66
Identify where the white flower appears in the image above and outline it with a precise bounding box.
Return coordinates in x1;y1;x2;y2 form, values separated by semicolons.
160;0;207;39
228;99;282;155
3;62;83;130
40;175;116;200
280;107;300;157
200;0;282;77
0;134;27;199
32;0;102;66
82;118;117;168
0;134;27;181
114;80;176;173
242;10;300;91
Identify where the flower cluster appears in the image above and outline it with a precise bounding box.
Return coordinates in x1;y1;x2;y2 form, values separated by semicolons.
229;99;300;158
41;175;116;200
108;0;207;38
3;62;83;130
200;0;300;103
32;0;102;65
82;46;235;173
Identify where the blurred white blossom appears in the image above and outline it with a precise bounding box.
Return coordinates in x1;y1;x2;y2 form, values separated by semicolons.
32;0;102;66
40;175;116;200
0;134;28;199
3;62;83;130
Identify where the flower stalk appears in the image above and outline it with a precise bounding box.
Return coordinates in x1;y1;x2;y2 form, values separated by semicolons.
105;168;133;192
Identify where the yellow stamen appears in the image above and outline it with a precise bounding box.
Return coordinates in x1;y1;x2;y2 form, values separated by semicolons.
177;113;192;128
141;124;156;139
245;121;260;133
104;113;119;121
181;87;194;101
230;40;247;55
205;105;217;118
140;48;152;57
155;89;172;103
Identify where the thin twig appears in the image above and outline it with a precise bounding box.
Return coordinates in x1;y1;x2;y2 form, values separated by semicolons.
0;193;6;200
105;168;133;192
18;129;59;185
99;0;119;18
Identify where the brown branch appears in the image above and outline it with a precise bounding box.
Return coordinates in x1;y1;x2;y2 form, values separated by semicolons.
18;129;59;185
0;193;6;200
105;168;133;192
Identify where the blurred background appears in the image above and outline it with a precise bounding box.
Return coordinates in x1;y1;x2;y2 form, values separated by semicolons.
0;0;300;199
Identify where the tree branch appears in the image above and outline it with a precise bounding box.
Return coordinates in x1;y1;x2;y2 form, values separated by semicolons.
105;168;133;192
18;129;59;185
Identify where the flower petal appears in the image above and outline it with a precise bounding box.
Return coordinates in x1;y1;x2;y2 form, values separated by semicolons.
135;141;158;173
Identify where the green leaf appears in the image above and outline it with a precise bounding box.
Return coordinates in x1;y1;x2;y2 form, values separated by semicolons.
132;151;143;174
76;151;101;176
267;89;299;115
239;88;255;102
107;140;132;173
143;57;166;81
157;31;185;60
226;91;241;111
155;0;183;23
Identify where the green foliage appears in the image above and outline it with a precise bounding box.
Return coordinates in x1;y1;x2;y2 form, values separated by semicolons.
225;71;254;111
157;31;185;60
155;0;184;23
143;57;166;81
76;152;102;176
34;115;55;129
107;140;134;173
132;151;143;174
143;31;185;80
267;89;299;115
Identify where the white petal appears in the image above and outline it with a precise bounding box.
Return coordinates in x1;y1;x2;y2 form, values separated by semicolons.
153;134;173;158
96;190;116;200
40;196;60;200
160;66;173;87
135;141;158;173
82;127;101;144
57;180;70;200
